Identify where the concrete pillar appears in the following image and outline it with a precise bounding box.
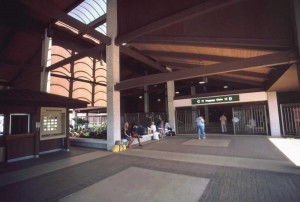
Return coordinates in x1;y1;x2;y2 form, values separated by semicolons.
40;28;52;92
106;0;121;150
204;106;209;125
144;85;149;113
267;92;281;136
191;86;198;125
167;81;176;131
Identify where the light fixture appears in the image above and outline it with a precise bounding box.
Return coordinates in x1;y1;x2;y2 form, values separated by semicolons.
223;85;228;89
157;98;161;102
175;91;179;94
139;96;143;99
199;77;208;84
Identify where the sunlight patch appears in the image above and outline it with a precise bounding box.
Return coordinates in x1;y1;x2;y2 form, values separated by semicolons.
269;138;300;166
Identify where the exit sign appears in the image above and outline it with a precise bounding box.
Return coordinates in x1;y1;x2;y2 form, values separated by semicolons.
192;95;240;105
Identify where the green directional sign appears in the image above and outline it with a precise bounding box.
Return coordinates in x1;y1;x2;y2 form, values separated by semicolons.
191;95;240;105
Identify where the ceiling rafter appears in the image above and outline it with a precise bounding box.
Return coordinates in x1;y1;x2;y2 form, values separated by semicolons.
46;43;106;72
134;36;292;50
115;0;245;45
264;64;291;90
77;14;106;38
88;14;106;29
120;46;168;73
142;50;240;63
115;51;298;91
21;0;111;45
159;61;204;69
211;75;264;86
223;71;269;79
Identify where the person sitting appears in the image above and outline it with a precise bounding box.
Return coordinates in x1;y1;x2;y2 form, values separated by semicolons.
165;120;173;136
130;123;143;147
150;121;159;140
124;122;134;148
158;120;166;138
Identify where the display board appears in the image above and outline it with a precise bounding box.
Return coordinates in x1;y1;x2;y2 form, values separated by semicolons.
40;107;66;140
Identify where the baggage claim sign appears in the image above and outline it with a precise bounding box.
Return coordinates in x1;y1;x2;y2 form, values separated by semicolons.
192;95;240;105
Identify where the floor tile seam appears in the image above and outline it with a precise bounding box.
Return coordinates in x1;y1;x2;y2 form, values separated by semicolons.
0;150;112;188
121;149;300;174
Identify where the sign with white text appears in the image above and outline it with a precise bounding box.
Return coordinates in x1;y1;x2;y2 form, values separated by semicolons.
191;95;240;105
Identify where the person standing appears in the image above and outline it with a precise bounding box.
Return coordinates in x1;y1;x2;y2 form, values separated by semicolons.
195;114;206;139
219;113;227;133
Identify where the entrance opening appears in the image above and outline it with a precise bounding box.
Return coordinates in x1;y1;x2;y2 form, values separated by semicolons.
176;103;269;135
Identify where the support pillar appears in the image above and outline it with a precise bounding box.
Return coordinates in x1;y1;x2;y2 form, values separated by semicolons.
144;85;149;113
292;0;300;88
167;81;176;131
106;0;121;150
267;92;281;136
40;28;52;92
191;86;198;123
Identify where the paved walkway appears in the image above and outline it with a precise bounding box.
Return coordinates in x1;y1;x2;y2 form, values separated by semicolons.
0;134;300;202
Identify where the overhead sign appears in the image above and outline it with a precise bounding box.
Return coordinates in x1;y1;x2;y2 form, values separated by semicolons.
192;95;240;105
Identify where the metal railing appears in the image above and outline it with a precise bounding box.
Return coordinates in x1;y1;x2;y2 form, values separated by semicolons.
280;103;300;136
232;105;268;135
176;109;199;134
123;112;167;127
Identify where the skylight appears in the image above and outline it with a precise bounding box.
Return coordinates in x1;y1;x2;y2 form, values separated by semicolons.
68;0;107;35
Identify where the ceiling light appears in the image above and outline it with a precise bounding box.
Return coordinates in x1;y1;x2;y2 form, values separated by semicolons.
139;96;143;99
199;77;208;84
224;85;228;89
157;98;161;102
175;91;179;94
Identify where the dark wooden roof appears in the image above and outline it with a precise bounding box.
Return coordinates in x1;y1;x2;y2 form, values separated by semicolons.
0;89;88;108
0;0;299;100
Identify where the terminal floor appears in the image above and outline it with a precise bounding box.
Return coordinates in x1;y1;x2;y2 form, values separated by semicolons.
0;134;300;202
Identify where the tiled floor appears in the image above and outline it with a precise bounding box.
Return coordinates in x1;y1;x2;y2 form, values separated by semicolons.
0;134;300;202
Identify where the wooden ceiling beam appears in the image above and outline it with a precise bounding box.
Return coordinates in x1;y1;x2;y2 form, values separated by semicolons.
115;0;244;45
224;71;268;79
115;51;298;91
160;61;204;69
120;46;168;73
21;0;111;45
46;43;106;72
142;50;240;62
211;75;264;86
77;14;107;37
88;14;106;29
51;73;106;86
264;64;291;90
134;36;292;50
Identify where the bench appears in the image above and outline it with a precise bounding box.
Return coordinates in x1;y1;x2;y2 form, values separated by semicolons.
122;133;154;145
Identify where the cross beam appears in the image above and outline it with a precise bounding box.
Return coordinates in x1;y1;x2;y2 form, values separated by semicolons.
115;51;298;91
